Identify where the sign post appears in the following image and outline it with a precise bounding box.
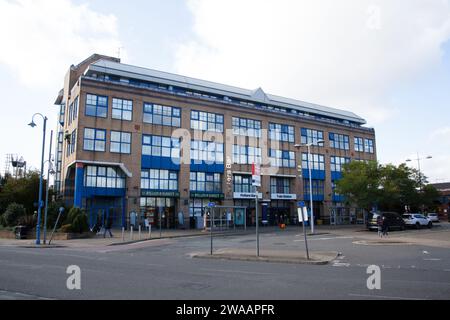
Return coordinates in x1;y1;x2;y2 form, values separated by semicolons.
298;201;310;260
252;163;261;257
208;202;216;255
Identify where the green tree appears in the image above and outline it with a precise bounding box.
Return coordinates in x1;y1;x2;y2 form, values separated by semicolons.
1;203;26;227
64;207;89;234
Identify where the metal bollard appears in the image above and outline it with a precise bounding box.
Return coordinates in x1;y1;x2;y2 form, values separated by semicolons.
122;227;125;242
148;225;152;239
138;225;141;240
130;226;134;241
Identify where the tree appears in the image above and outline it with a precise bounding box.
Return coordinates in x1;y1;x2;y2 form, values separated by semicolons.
1;203;26;227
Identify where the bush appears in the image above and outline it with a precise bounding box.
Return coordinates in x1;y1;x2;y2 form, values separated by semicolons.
59;224;72;233
2;203;26;227
64;208;89;234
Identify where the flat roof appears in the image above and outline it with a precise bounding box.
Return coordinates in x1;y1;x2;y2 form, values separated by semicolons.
85;59;367;125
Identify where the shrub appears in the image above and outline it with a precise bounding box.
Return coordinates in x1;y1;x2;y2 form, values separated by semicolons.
64;208;89;234
59;224;72;233
2;203;26;227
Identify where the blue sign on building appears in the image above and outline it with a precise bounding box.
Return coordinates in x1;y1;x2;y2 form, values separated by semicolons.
298;201;305;208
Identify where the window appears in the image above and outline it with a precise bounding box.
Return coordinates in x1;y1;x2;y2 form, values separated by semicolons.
354;137;364;152
83;128;106;152
270;177;291;194
269;149;295;168
190;172;222;192
330;156;350;172
365;139;374;153
233;175;253;193
232;117;262;137
303;179;325;196
68;97;78;126
269;123;294;142
143;103;181;127
301;128;324;146
85;166;126;189
232;145;262;165
191;110;224;132
110;131;131;154
66;129;76;157
141;169;178;191
112;98;133;121
85;94;108;118
142;135;180;160
191;140;224;164
301;153;325;171
329;133;350;150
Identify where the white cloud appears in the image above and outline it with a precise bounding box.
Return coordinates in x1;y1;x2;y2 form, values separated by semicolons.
0;0;123;88
175;0;450;125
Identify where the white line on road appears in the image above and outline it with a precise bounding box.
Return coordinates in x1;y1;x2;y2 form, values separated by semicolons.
294;236;353;242
423;258;442;261
348;293;427;300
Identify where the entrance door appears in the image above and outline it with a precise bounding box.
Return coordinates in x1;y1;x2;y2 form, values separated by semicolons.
235;208;245;226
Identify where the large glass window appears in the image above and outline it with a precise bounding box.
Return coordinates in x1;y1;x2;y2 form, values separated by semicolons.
143;103;181;127
141;169;178;191
329;133;350;150
303;179;325;196
354;137;364;152
190;172;222;192
232;117;262;137
330;156;350;172
85;94;108;118
233;175;253;193
269;149;295;168
191;110;224;132
365;139;374;153
85;166;126;189
269;123;294;142
110;131;131;154
83;128;106;152
112;98;133;121
142;135;180;159
301;128;324;146
191;140;224;164
232;145;262;165
301;153;325;171
270;177;291;194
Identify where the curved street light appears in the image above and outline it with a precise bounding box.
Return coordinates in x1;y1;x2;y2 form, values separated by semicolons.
28;113;48;245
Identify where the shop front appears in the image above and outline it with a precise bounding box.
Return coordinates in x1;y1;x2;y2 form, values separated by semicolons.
189;192;224;229
233;192;263;226
140;190;180;229
270;193;297;225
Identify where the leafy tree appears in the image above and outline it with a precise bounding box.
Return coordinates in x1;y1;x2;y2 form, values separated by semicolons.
1;203;26;227
64;207;89;234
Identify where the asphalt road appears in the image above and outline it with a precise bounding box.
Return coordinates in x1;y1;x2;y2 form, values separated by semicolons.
0;225;449;300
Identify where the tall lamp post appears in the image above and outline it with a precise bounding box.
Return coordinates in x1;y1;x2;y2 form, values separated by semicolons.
28;113;48;245
405;153;432;191
43;151;55;244
295;139;325;235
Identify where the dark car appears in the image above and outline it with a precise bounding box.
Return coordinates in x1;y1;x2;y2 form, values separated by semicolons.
367;212;405;231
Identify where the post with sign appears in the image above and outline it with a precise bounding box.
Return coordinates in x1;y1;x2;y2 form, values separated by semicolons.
208;202;215;255
252;163;261;257
298;201;310;260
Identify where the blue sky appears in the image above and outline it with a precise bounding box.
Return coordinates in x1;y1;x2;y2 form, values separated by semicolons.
0;0;449;183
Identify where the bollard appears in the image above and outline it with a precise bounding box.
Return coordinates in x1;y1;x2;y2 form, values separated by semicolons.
138;225;141;240
130;226;134;241
148;224;152;239
122;227;125;242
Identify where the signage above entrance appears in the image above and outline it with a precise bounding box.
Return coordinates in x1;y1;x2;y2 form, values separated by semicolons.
190;192;225;200
234;192;263;199
271;194;297;200
141;190;180;198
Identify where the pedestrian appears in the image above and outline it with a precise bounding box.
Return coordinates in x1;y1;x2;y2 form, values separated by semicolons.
382;216;389;237
377;216;383;238
104;214;114;238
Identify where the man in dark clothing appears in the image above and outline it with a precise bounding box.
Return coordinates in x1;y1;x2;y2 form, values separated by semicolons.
103;215;114;238
382;216;389;237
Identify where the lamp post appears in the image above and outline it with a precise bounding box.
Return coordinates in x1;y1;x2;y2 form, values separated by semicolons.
405;153;432;192
28;113;48;245
43;130;55;245
295;139;325;235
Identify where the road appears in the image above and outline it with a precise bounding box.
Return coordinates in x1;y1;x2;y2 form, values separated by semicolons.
0;224;449;300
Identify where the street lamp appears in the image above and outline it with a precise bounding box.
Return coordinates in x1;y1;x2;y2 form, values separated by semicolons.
43;137;55;245
28;113;48;245
405;153;432;191
295;139;325;235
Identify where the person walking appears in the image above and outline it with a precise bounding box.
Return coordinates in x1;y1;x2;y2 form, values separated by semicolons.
382;216;389;237
103;214;114;238
377;216;383;238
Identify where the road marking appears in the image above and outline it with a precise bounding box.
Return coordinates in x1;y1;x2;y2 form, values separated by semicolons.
294;236;353;242
348;293;427;300
423;258;441;261
332;262;351;267
422;251;429;254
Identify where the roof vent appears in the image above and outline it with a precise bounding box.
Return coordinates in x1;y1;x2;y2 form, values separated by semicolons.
251;87;268;102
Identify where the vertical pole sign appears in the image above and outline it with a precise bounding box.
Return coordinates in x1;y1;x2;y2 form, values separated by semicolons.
252;163;261;257
298;201;310;260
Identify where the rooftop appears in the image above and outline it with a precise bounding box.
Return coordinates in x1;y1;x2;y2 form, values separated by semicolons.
83;56;368;126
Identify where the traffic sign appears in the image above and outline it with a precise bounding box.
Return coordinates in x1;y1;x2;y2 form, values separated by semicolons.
252;163;261;187
208;202;216;208
298;201;305;207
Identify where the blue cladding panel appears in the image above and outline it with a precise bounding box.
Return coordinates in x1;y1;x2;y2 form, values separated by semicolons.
303;194;325;201
190;162;224;173
302;169;326;180
331;172;343;181
333;195;345;202
74;166;84;208
141;155;180;170
84;187;126;198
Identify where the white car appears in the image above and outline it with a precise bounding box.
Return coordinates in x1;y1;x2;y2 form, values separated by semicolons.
426;213;440;223
402;214;433;229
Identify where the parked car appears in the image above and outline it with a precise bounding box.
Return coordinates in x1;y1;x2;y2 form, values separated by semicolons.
426;213;439;223
402;214;433;229
367;212;406;231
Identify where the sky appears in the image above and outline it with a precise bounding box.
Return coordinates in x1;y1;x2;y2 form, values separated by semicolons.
0;0;449;183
